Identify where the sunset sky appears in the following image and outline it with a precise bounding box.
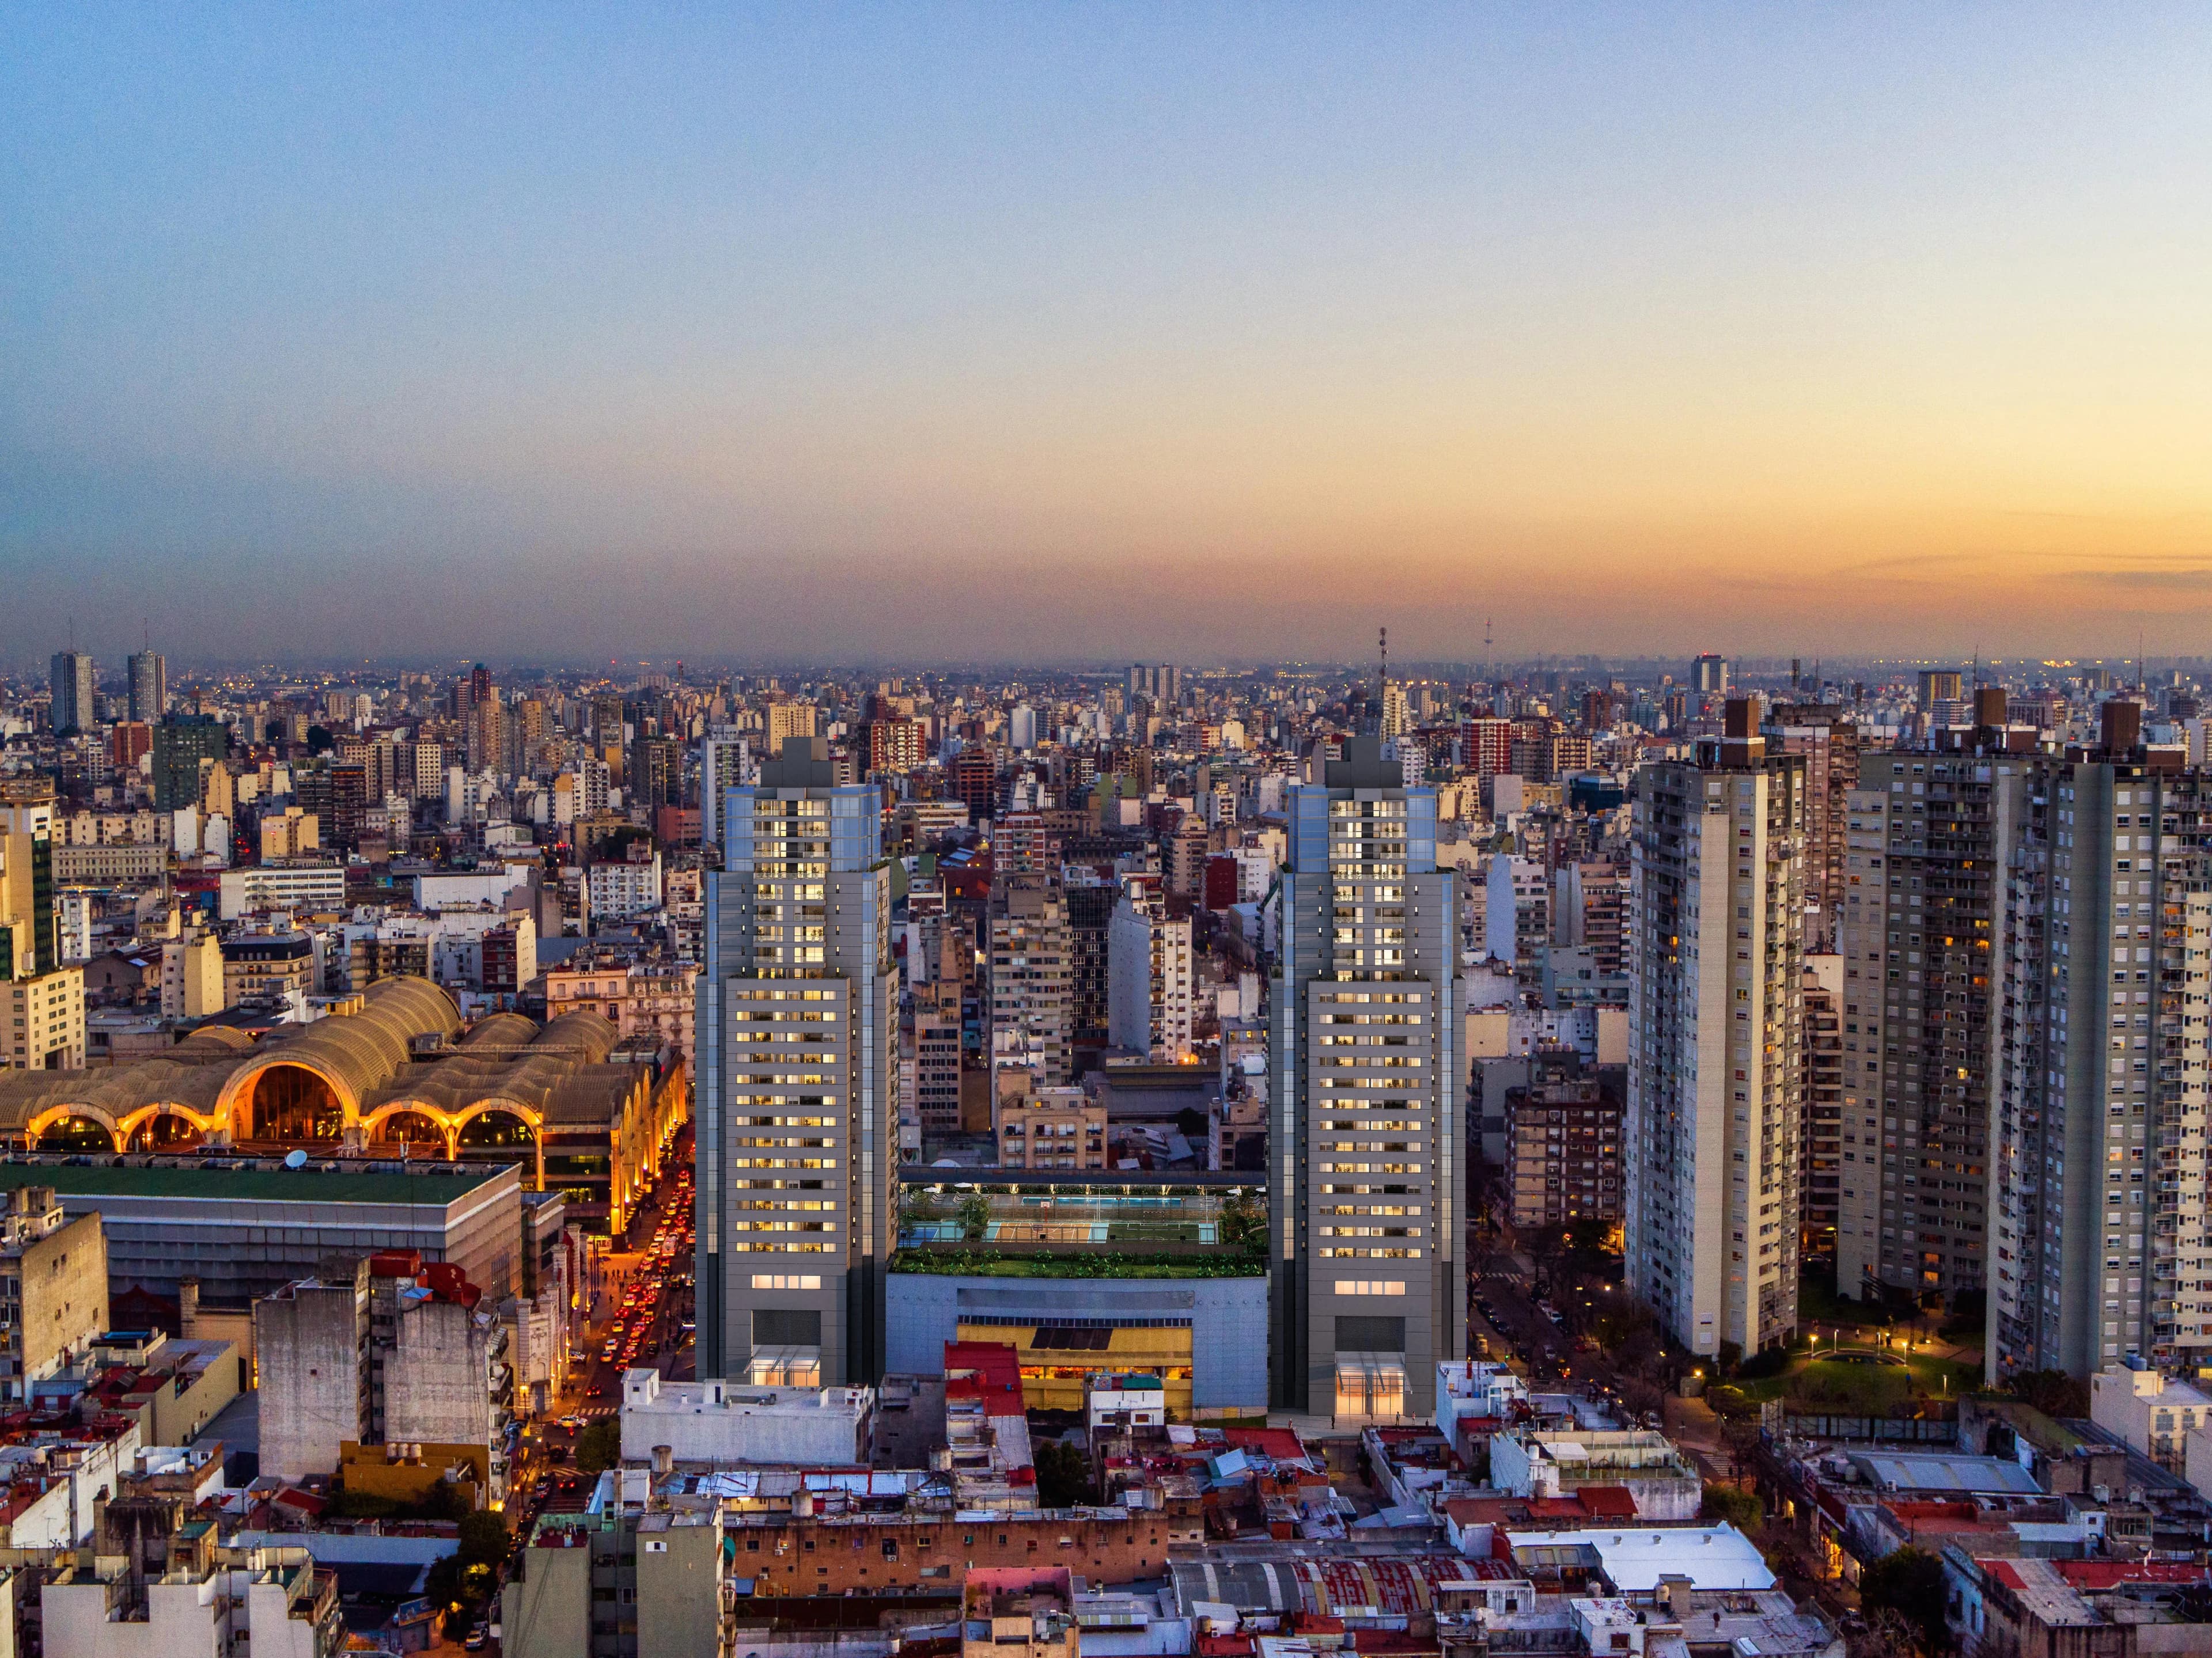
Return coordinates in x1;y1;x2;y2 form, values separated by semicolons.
7;5;2212;666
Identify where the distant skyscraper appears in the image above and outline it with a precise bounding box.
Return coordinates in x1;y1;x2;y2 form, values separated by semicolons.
1272;736;1461;1420
1378;680;1412;741
1627;697;1806;1360
48;651;95;735
696;737;896;1387
1691;653;1730;699
126;650;166;725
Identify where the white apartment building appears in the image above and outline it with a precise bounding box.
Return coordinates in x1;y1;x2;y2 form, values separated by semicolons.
1627;702;1806;1360
1107;889;1194;1061
588;852;664;923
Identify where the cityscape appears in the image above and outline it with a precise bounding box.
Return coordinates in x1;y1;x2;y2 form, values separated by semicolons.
12;9;2212;1658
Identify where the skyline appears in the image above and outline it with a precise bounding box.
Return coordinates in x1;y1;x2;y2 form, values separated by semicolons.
12;6;2212;661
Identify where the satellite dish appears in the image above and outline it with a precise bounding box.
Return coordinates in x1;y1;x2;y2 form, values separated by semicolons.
283;1149;309;1170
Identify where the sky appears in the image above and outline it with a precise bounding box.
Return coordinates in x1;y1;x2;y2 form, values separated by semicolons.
7;5;2212;669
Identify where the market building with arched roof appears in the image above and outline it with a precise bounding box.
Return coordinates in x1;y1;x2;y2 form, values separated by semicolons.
0;975;685;1233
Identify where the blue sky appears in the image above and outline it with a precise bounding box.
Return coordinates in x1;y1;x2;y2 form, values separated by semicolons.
8;5;2212;666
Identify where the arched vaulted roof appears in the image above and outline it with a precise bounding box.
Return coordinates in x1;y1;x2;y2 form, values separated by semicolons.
0;980;642;1143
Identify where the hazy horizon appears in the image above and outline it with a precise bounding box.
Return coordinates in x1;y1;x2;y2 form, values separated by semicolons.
11;6;2212;665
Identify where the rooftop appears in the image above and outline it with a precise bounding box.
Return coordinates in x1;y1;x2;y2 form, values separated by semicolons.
0;1160;512;1208
1506;1524;1777;1594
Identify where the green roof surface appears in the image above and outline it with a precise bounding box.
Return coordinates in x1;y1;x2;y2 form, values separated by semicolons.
0;1160;516;1207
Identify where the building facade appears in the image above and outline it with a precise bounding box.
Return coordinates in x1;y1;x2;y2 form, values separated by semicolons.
1835;727;2032;1307
1626;701;1806;1359
1993;702;2212;1378
698;737;896;1387
1270;737;1461;1420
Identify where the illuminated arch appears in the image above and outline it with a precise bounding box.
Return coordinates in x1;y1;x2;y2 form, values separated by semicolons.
224;1061;349;1143
361;1106;450;1153
449;1099;543;1137
26;1103;120;1149
211;975;462;1138
118;1103;220;1152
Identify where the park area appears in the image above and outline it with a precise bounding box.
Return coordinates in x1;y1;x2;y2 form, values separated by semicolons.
1698;1270;1993;1424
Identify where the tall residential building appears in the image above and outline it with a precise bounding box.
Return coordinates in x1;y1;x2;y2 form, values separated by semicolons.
1556;860;1627;977
1460;718;1513;779
1771;703;1863;948
696;737;896;1387
1993;701;2212;1379
766;701;819;753
49;651;96;735
699;730;752;847
1801;955;1845;1264
1127;664;1181;707
151;717;229;814
987;872;1073;1088
1835;719;2033;1308
1271;736;1462;1420
1626;699;1806;1360
630;734;684;810
126;649;166;725
1379;680;1413;740
912;1002;962;1136
1107;885;1195;1061
1065;875;1118;1052
0;786;85;1071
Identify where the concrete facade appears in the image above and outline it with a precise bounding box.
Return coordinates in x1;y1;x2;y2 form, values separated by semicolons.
697;738;897;1386
883;1272;1269;1414
1627;711;1807;1359
3;1162;521;1312
619;1369;871;1466
1271;737;1463;1420
255;1266;369;1485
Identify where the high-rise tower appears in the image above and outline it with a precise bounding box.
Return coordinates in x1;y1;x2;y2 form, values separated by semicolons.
1272;736;1461;1420
1627;698;1807;1359
1992;701;2212;1378
1836;696;2033;1308
48;651;95;737
696;738;897;1387
126;650;166;726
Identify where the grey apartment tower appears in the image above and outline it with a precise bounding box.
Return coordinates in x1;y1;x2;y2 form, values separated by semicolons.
1271;737;1462;1420
696;738;897;1386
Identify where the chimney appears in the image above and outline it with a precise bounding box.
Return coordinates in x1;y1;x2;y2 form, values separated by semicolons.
178;1278;200;1337
1974;686;2007;729
652;1444;673;1477
2103;700;2142;754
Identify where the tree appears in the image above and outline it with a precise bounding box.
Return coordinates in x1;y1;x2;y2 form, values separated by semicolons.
2009;1369;2089;1419
575;1420;622;1477
1218;1194;1266;1256
956;1193;991;1242
1847;1610;1922;1658
305;724;335;755
1033;1440;1093;1509
1701;1482;1762;1531
1859;1546;1950;1654
457;1510;509;1568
